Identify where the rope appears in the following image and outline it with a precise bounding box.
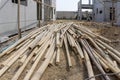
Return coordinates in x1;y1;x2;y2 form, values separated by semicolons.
85;72;120;80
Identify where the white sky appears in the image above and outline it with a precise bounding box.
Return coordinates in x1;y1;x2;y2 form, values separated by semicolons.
56;0;90;11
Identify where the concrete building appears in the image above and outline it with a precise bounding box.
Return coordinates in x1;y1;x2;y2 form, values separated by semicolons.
0;0;56;39
57;11;77;20
93;0;120;25
44;0;56;21
78;0;93;20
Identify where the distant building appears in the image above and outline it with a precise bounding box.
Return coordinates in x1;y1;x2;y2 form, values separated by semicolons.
77;0;93;20
0;0;56;38
93;0;120;25
77;0;120;25
57;11;77;20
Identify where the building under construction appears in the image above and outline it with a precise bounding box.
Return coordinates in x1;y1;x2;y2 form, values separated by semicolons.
0;0;120;80
93;0;120;25
78;0;93;20
0;0;56;39
77;0;120;25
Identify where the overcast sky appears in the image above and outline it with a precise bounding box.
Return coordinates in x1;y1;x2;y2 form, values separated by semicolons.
56;0;89;11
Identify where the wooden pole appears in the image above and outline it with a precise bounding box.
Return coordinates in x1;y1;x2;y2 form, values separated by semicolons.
95;50;120;78
93;50;110;72
83;48;95;80
50;50;56;65
111;0;114;26
11;48;38;80
56;47;60;64
97;39;120;58
38;0;41;27
31;38;55;80
18;0;21;39
63;34;72;68
80;39;111;80
23;39;50;80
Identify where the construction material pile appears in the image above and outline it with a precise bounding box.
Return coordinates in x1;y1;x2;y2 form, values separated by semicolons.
0;22;120;80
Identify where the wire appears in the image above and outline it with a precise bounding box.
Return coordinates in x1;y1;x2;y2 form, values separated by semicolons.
85;72;120;80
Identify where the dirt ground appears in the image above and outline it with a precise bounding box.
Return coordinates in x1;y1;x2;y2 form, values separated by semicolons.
0;21;120;80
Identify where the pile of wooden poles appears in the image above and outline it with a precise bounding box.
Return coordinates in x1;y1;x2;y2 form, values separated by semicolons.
0;22;120;80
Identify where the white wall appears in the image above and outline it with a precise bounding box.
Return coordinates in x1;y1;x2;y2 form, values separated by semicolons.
93;0;120;26
93;0;104;22
0;0;56;38
57;11;77;19
0;0;37;37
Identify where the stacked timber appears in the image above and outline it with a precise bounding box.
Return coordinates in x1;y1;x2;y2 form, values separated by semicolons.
0;22;120;80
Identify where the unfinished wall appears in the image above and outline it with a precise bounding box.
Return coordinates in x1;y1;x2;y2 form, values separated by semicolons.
93;0;104;22
93;0;120;26
0;0;37;37
57;11;77;20
0;0;56;38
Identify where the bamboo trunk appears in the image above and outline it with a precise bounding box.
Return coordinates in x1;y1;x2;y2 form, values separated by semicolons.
56;47;60;64
83;48;96;80
93;50;110;72
96;41;120;64
63;34;72;68
80;39;111;80
31;38;55;80
50;50;57;65
0;39;32;77
56;32;60;47
95;50;120;78
23;39;50;80
11;47;38;80
97;39;120;58
75;41;84;60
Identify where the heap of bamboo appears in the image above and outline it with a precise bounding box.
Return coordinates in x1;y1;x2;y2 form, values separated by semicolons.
0;22;120;80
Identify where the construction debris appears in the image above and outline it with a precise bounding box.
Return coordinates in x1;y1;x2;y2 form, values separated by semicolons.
0;22;120;80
